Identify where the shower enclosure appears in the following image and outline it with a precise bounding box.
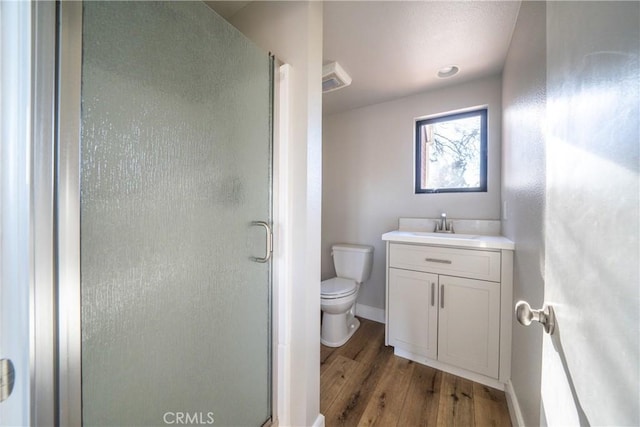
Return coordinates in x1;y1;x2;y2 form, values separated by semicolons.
58;2;273;425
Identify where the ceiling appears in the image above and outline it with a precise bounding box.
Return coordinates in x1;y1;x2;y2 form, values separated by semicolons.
204;1;250;20
207;1;522;116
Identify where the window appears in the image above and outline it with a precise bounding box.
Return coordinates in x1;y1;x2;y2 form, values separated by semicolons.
415;108;487;193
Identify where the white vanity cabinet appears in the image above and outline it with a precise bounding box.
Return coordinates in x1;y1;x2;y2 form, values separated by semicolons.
383;238;513;388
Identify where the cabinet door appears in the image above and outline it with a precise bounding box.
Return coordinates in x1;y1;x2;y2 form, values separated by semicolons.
388;268;438;360
438;275;500;378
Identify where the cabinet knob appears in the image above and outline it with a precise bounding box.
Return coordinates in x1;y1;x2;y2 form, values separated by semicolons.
515;301;555;334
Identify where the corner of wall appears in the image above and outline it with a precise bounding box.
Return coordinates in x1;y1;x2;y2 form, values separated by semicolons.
505;380;526;427
500;1;546;426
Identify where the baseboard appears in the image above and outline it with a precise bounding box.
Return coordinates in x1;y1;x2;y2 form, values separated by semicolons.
312;413;325;427
505;379;525;427
355;303;385;323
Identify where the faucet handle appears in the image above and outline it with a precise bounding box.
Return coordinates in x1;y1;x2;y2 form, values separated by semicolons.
434;213;454;233
434;213;447;232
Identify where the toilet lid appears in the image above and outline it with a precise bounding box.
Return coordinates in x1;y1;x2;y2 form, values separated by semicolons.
321;277;357;298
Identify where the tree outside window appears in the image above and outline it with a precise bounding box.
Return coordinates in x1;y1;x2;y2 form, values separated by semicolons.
415;109;487;193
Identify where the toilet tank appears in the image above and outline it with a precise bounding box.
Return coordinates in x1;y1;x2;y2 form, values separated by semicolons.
332;244;374;283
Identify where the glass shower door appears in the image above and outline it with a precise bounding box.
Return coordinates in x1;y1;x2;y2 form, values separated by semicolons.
79;2;271;425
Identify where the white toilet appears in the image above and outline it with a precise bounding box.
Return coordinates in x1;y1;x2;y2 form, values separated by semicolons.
321;244;374;347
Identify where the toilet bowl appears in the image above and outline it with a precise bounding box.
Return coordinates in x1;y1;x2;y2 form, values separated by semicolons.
321;278;360;347
320;244;373;347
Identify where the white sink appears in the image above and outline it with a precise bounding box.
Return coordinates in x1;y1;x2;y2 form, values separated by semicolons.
381;230;514;250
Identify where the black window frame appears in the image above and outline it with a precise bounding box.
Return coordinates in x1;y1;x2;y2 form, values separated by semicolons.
414;108;488;194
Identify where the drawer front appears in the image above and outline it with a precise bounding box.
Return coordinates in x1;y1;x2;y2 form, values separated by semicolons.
389;243;501;282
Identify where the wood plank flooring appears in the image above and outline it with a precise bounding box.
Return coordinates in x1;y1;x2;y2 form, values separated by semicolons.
320;318;511;427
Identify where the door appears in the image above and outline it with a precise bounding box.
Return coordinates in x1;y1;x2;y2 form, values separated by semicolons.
2;2;57;424
59;2;273;425
437;276;500;378
0;2;31;424
541;2;639;425
388;269;438;360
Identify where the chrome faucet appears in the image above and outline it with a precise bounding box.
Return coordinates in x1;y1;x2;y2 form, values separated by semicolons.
434;213;454;233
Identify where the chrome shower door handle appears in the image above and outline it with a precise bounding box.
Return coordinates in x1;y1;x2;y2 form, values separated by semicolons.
250;221;272;263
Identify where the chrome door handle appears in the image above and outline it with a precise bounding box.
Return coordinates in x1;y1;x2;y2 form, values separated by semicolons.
515;301;556;334
251;221;272;263
0;359;15;403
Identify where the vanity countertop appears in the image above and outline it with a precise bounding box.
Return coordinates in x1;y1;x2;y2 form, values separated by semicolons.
382;230;515;250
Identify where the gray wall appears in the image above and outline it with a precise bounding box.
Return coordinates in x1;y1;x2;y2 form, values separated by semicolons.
501;2;546;426
322;76;502;310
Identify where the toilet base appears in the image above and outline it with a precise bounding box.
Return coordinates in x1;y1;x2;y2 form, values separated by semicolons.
320;311;360;347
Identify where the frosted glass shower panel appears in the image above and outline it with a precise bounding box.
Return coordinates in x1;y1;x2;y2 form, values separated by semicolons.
80;2;271;425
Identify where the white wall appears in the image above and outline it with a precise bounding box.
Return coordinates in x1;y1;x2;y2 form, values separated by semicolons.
322;76;502;311
501;2;545;426
229;3;324;426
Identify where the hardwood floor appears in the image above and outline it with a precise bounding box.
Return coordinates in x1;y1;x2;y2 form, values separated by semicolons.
320;318;512;427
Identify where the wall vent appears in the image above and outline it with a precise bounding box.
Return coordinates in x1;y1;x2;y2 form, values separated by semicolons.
322;62;352;93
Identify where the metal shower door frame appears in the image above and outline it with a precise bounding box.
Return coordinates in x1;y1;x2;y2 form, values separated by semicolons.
56;1;83;425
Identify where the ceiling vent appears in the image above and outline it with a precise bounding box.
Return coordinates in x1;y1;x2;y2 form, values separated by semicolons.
322;62;352;93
